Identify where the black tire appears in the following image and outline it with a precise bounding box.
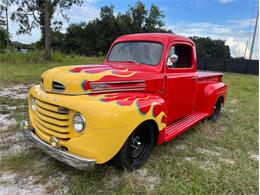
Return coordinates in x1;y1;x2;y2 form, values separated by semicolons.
210;98;222;121
113;122;155;170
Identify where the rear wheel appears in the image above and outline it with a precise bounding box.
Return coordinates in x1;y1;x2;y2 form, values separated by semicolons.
210;98;222;121
113;122;154;170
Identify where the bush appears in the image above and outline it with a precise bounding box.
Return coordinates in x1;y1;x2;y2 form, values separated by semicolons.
0;50;78;64
0;50;44;64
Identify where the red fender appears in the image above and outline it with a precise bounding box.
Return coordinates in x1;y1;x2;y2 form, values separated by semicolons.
195;82;227;115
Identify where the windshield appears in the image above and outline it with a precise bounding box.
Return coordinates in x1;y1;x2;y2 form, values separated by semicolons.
108;41;163;66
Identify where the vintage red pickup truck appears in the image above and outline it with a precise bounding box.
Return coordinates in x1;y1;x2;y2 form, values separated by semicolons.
24;33;227;170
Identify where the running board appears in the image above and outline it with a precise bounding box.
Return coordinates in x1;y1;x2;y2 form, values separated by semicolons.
164;112;208;142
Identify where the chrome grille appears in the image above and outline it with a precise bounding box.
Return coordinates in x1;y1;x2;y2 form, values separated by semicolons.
34;98;70;141
52;81;65;92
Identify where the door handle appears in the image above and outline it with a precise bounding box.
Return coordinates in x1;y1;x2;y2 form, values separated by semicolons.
191;76;197;80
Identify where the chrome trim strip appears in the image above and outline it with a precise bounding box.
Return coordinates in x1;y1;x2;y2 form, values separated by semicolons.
89;80;146;91
91;86;145;91
90;80;145;85
88;88;145;94
42;87;146;95
25;130;95;171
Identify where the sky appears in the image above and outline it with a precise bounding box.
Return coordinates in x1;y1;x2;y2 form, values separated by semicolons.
7;0;259;59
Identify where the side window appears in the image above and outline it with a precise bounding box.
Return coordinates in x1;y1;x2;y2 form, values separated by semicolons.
167;44;193;68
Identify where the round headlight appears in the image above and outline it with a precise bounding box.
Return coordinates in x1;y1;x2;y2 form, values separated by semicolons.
31;97;36;111
73;113;85;132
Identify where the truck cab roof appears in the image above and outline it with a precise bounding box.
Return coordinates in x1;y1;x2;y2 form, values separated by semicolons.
115;33;195;46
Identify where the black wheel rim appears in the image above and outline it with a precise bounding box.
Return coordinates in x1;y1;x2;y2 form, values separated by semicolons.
129;129;149;160
212;101;221;120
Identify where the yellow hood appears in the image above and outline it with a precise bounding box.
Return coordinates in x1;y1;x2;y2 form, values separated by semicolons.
40;64;163;94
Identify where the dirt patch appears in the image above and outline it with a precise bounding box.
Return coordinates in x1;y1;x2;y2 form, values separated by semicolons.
123;168;161;192
185;157;195;162
196;148;221;156
185;156;219;171
0;131;31;160
0;84;34;100
0;105;23;115
249;154;259;161
0;114;16;131
0;85;32;159
214;146;227;152
175;144;187;151
222;108;236;113
185;155;235;166
229;99;238;105
184;147;235;171
219;158;235;165
0;170;68;194
104;173;121;190
199;160;219;171
102;168;161;192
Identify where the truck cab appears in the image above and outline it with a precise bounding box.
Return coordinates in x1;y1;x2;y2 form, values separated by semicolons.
25;33;227;170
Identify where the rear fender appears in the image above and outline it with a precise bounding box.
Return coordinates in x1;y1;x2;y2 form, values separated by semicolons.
196;82;227;115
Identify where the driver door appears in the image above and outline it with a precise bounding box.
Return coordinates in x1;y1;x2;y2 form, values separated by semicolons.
163;42;198;124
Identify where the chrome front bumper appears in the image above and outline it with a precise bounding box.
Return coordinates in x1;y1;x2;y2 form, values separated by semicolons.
25;129;96;171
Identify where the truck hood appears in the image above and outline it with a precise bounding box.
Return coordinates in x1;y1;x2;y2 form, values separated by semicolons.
40;64;163;94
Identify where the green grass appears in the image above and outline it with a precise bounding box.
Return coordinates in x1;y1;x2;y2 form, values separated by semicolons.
0;53;258;194
0;51;104;86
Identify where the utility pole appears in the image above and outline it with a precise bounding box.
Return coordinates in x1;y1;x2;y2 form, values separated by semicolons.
244;40;248;58
249;8;259;60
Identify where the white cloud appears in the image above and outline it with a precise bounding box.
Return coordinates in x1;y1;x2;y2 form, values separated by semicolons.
53;3;100;33
191;0;212;7
218;0;235;4
67;4;100;23
168;19;259;59
225;37;247;58
227;18;257;28
191;0;235;7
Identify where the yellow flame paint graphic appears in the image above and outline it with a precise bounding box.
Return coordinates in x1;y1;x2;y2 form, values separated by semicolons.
99;94;166;131
76;69;136;82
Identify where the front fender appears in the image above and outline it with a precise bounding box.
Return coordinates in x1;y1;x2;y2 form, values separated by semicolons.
84;92;167;162
29;86;166;163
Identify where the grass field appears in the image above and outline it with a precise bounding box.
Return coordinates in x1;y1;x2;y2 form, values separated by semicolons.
0;54;258;194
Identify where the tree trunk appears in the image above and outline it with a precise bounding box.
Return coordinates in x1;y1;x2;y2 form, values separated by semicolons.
44;0;51;62
5;5;9;49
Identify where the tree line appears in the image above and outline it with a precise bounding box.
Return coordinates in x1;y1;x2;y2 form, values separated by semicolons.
0;1;231;60
191;36;230;58
48;3;170;56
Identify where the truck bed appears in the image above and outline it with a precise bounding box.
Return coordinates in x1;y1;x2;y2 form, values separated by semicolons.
197;71;223;79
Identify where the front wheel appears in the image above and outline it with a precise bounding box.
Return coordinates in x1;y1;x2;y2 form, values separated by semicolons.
209;99;222;121
113;122;155;170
